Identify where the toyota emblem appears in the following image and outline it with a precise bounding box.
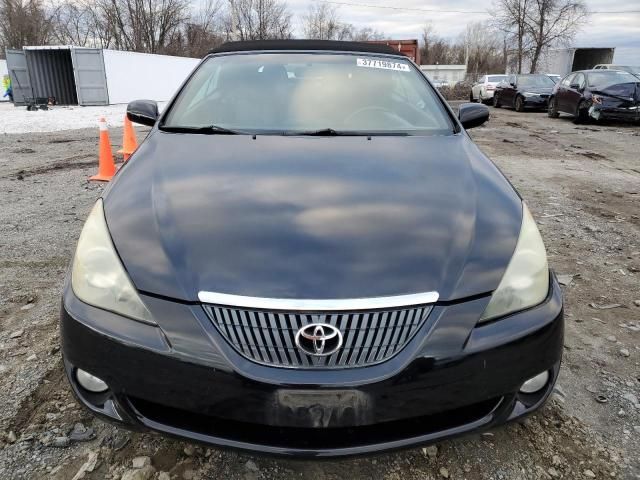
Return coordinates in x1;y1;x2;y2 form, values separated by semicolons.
295;323;343;357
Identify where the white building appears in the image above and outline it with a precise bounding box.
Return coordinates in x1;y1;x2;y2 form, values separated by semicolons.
419;65;467;85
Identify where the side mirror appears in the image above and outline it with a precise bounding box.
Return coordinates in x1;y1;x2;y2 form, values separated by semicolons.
127;100;159;127
510;82;517;87
569;83;581;90
458;103;490;129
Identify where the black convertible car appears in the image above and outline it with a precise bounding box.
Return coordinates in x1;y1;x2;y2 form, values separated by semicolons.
61;40;563;457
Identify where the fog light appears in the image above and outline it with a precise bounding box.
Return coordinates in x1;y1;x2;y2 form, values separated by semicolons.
76;369;108;393
519;371;549;394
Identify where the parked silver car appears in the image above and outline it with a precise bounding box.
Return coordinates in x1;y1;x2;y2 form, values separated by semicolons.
470;75;507;103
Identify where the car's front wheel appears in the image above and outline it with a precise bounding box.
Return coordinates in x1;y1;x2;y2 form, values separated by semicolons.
515;96;525;112
548;97;560;118
573;100;590;124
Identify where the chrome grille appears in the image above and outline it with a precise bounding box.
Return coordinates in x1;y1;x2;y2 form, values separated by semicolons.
204;305;433;369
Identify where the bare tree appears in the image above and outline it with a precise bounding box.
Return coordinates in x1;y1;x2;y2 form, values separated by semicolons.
224;0;292;41
351;26;385;41
302;5;384;41
492;0;531;73
302;3;348;40
459;21;504;77
52;2;107;47
420;23;464;65
92;0;190;53
49;0;223;56
168;0;225;57
525;0;588;72
493;0;588;73
0;0;56;51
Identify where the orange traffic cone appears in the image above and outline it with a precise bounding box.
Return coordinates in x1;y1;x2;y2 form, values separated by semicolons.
90;117;116;182
118;116;138;161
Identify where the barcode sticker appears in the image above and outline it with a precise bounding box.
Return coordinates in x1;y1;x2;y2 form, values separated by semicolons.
357;58;410;72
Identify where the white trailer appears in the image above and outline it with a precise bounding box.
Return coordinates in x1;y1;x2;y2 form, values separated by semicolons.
508;47;615;76
4;46;200;106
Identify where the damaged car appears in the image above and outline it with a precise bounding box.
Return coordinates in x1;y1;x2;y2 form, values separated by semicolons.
548;70;640;123
60;40;563;457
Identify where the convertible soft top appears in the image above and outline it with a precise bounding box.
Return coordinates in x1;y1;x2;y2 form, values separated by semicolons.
208;39;403;57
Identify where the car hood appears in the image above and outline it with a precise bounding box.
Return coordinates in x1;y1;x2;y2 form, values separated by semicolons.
592;82;640;103
104;132;522;302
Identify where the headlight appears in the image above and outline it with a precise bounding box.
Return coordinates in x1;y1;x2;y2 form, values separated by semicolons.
479;203;549;322
523;92;538;97
72;200;154;324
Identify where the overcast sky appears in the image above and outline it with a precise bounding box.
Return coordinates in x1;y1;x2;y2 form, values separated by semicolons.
283;0;640;64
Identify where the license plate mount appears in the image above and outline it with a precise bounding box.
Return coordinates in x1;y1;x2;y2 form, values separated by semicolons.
273;389;372;428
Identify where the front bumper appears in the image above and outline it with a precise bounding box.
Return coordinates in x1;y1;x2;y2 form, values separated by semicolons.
523;95;550;108
589;105;640;122
481;89;495;99
60;276;564;457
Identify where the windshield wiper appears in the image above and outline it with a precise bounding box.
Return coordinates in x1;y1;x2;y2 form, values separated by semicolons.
286;128;407;136
160;124;241;135
290;128;357;136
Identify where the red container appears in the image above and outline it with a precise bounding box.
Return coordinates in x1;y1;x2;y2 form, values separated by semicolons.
366;39;421;64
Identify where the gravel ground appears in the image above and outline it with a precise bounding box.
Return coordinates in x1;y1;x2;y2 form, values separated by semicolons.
0;105;639;479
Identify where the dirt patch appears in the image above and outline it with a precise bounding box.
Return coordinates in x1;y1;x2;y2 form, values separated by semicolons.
580;151;609;161
7;365;66;435
48;139;80;144
5;155;102;180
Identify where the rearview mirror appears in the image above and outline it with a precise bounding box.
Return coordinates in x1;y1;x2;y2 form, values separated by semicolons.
127;100;159;127
458;103;490;130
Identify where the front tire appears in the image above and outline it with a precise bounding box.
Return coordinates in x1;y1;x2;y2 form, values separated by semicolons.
515;96;525;112
573;100;590;124
548;97;560;118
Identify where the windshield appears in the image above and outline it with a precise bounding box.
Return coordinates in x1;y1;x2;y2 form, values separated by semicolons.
518;75;555;87
588;70;639;89
163;53;453;135
488;75;506;82
620;66;640;75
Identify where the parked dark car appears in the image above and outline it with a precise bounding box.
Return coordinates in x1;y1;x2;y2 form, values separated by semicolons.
493;74;556;111
61;40;563;457
548;69;640;123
